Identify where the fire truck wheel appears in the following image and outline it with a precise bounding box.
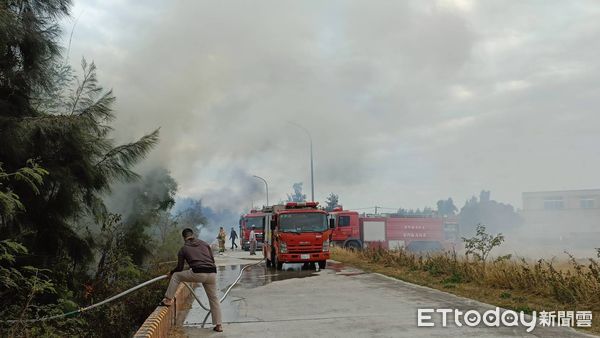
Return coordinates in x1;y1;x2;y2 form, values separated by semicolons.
346;241;361;250
318;260;326;269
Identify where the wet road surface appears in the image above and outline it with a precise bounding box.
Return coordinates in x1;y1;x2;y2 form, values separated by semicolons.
179;251;595;337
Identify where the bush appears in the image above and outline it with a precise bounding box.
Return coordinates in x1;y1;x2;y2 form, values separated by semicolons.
333;246;600;308
0;237;171;337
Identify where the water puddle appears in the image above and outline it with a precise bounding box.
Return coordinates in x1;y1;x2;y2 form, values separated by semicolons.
184;262;322;327
327;261;367;276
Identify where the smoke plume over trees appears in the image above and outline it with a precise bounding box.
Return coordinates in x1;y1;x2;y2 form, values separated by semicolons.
459;191;521;236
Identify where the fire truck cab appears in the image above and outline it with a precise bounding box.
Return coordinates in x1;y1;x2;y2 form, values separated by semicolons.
239;210;267;251
263;202;334;270
328;207;362;249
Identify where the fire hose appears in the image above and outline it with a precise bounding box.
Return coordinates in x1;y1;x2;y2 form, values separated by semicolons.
2;259;264;325
185;258;264;328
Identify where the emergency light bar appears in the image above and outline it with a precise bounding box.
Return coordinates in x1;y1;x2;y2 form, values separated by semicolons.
285;202;319;208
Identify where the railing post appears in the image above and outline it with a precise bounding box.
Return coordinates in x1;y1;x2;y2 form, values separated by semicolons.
173;297;177;325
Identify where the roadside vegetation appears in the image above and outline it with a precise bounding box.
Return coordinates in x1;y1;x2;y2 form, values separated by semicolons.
0;1;207;337
332;226;600;334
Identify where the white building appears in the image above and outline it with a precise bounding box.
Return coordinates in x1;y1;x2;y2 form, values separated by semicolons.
520;189;600;250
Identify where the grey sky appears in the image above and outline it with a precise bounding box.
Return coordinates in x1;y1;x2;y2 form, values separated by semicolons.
62;0;600;212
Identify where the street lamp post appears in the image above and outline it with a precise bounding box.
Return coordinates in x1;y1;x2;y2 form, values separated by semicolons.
252;175;269;206
288;122;314;202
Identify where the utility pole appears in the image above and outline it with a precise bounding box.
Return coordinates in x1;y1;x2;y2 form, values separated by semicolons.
309;137;314;202
288;122;314;202
252;175;269;206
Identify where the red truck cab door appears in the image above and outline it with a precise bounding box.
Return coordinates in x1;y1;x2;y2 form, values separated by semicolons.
331;212;359;241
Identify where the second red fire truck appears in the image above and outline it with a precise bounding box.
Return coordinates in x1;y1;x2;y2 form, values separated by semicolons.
239;209;267;251
328;207;459;252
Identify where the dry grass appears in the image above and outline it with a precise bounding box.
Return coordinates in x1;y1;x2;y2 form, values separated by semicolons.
331;247;600;334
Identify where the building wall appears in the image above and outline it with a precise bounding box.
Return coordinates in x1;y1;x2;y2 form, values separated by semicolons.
519;189;600;247
523;189;600;211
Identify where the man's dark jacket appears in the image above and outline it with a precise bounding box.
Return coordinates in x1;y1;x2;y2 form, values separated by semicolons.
171;238;216;274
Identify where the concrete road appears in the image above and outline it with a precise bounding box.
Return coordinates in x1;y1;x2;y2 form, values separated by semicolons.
177;250;594;337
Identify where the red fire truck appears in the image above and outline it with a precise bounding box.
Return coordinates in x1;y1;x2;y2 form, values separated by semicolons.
329;207;457;252
239;209;267;251
263;202;334;270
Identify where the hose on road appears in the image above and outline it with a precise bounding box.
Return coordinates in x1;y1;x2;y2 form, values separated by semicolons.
186;258;265;328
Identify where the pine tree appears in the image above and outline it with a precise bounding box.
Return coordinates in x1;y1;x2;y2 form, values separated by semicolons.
0;0;160;274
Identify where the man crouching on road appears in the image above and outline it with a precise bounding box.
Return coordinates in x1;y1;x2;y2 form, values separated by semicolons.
161;228;223;332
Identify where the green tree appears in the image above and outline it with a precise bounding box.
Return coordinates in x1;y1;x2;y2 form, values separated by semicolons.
106;167;177;264
436;198;457;217
0;0;71;118
396;207;434;216
287;182;306;202
1;57;159;270
152;198;208;261
174;198;207;230
0;2;162;334
0;162;71;336
0;160;48;219
461;224;505;263
0;0;160;269
324;193;340;211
